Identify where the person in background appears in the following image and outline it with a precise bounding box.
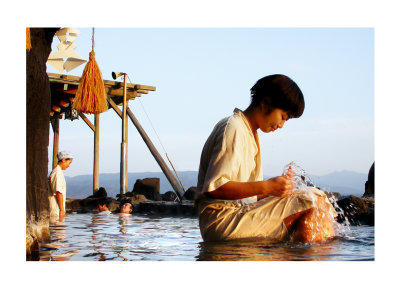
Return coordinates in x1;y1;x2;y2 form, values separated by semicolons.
98;202;133;216
49;151;73;222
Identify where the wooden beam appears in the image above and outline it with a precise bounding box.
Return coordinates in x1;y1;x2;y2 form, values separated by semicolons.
48;72;80;82
108;97;122;118
103;80;156;91
48;72;156;91
104;86;138;98
93;114;100;192
51;83;140;97
53;87;78;95
51;118;59;169
50;91;142;105
51;81;146;100
78;112;95;132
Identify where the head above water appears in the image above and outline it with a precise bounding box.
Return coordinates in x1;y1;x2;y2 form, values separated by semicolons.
249;74;305;119
120;202;133;214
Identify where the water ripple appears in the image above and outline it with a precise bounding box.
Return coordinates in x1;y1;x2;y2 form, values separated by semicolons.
39;213;374;261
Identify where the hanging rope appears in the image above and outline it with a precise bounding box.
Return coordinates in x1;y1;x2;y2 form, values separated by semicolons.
73;28;108;114
165;153;186;193
26;28;32;52
127;75;186;193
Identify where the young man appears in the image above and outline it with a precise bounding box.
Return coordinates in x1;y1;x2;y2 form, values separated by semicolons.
196;74;337;243
49;151;73;222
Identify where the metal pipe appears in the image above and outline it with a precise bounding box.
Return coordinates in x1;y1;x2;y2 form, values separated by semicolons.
120;142;128;194
122;74;128;143
120;73;128;195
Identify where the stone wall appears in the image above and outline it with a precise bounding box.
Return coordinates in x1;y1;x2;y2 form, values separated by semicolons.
26;28;58;257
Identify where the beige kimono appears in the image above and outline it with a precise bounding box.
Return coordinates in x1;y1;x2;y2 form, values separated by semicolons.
48;165;67;219
196;108;336;242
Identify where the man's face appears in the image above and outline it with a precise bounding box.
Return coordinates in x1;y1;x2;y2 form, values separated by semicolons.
120;203;133;214
60;158;73;170
259;108;289;133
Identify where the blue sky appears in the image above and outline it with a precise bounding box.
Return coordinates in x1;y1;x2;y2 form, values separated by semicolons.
47;28;374;177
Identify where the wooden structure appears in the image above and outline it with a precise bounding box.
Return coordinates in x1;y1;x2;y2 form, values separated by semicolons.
48;72;184;200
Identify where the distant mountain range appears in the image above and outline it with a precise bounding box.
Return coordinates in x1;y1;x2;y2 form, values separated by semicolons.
65;170;368;199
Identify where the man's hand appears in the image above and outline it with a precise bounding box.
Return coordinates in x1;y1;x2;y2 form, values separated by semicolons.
260;176;294;198
208;171;295;201
283;165;295;179
56;192;65;221
59;210;65;222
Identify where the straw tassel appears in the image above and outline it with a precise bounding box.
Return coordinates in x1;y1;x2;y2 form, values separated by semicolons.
73;28;108;114
26;28;32;52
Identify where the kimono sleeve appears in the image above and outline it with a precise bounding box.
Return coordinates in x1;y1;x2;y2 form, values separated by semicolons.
49;169;63;196
202;121;246;193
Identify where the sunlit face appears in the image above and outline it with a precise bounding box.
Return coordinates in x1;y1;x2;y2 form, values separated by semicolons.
59;158;73;170
259;108;289;133
120;203;133;214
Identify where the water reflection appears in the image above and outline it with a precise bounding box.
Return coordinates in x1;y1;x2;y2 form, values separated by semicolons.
40;218;77;261
88;213;133;261
197;238;339;261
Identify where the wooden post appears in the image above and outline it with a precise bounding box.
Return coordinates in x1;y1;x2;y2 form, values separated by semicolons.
120;74;128;195
125;109;128;189
93;114;100;193
51;118;59;169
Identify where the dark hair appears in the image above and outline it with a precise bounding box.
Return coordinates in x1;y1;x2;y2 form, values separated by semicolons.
57;158;72;164
249;74;305;118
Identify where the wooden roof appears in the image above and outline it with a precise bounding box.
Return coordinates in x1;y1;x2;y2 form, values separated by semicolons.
48;73;156;118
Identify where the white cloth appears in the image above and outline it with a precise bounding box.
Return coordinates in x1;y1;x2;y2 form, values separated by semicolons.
57;151;73;161
197;108;262;205
196;108;337;241
48;165;66;218
98;211;112;215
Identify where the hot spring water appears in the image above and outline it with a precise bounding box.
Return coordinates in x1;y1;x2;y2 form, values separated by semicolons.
37;163;373;261
38;214;373;261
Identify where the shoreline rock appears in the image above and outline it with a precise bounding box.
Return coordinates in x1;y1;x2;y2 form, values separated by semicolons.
362;162;375;198
334;195;374;226
132;178;161;201
66;186;374;225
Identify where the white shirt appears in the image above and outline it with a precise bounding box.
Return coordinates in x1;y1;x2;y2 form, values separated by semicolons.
197;108;263;204
49;165;66;210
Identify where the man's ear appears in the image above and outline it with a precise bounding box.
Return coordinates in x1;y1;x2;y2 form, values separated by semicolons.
260;101;268;115
261;98;273;116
